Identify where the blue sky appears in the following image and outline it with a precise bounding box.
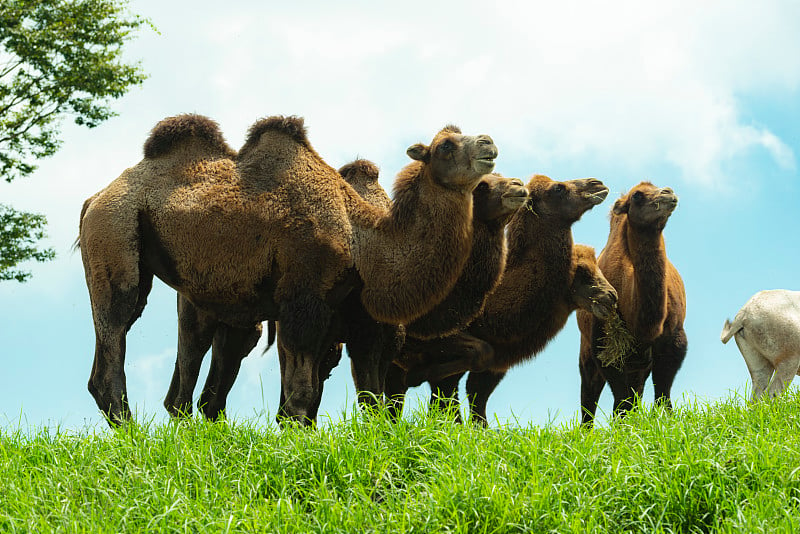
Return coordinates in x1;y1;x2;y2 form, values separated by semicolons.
1;0;799;431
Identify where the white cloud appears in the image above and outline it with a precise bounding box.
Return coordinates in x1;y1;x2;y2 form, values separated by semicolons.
4;0;798;299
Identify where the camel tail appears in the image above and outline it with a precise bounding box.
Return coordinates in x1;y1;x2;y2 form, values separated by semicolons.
720;316;743;344
73;194;96;253
262;320;277;355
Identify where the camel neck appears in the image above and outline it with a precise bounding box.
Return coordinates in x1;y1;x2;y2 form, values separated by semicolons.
353;164;474;325
405;214;507;339
472;218;575;363
622;219;669;342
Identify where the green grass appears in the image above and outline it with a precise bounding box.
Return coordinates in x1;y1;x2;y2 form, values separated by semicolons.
2;393;800;533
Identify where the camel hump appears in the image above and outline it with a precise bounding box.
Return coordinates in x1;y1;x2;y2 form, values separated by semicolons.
240;115;310;154
143;114;234;159
339;159;380;183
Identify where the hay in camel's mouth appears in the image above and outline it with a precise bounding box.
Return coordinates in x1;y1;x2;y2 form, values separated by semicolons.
597;311;637;370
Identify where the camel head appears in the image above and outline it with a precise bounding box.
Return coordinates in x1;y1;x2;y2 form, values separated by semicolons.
406;125;498;192
571;244;618;319
612;181;678;230
472;174;528;223
523;175;609;223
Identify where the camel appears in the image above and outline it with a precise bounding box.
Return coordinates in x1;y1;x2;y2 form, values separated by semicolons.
78;114;497;425
168;159;405;423
386;175;616;424
273;166;527;422
404;173;529;340
577;182;687;426
721;289;800;399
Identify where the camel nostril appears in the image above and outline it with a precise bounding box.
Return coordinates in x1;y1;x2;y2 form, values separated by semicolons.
476;135;493;146
662;187;674;195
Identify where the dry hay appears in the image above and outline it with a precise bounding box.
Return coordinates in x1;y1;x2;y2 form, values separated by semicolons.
597;311;637;370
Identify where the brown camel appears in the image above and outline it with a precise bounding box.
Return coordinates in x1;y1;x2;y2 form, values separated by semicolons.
78;114;497;425
172;159;404;423
274;165;528;421
386;175;617;424
404;173;529;340
577;181;687;426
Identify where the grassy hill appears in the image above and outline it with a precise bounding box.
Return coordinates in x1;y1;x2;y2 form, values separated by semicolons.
2;393;800;533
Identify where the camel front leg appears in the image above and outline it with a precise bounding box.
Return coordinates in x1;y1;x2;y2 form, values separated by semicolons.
579;354;606;427
465;370;505;427
604;347;651;419
651;327;688;410
384;362;409;421
275;294;333;426
429;372;464;422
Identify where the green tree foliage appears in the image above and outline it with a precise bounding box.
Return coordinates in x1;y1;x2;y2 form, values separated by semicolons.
0;0;150;282
0;205;55;282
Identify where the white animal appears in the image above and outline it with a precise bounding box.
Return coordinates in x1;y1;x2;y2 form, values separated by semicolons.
721;289;800;399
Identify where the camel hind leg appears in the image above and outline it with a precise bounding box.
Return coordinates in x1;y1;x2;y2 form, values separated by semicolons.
465;370;505;427
429;373;463;422
85;256;153;426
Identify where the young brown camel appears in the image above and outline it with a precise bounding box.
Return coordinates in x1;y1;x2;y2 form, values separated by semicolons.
396;244;619;423
78;114;497;425
386;175;616;424
577;182;687;426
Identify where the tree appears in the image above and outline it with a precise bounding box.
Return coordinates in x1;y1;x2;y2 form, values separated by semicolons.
0;0;151;282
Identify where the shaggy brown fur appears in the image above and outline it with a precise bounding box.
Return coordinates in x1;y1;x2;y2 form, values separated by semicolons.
396;244;618;422
184;159;401;423
143;114;237;160
404;174;528;340
79;114;496;425
577;182;687;426
387;176;617;424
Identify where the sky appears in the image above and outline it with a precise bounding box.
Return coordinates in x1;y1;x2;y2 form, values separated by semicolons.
1;0;799;432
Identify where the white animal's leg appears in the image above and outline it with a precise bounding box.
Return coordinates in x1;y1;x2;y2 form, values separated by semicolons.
767;354;800;398
735;335;773;400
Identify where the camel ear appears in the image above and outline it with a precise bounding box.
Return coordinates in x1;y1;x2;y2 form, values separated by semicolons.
406;143;430;163
612;198;629;215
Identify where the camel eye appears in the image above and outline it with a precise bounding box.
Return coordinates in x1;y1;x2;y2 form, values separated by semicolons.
439;140;455;153
632;191;645;202
553;183;566;195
